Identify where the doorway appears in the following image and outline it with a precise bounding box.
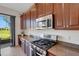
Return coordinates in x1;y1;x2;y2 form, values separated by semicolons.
0;15;11;45
0;14;15;55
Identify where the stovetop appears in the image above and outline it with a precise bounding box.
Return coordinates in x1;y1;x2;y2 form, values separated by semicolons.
31;39;56;50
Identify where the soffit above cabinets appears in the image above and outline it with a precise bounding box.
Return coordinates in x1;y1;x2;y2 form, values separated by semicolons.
0;3;34;14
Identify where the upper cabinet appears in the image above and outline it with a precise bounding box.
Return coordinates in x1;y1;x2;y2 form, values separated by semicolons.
30;4;37;20
54;3;66;29
20;3;54;30
30;4;37;29
20;13;26;29
54;3;79;30
37;3;54;18
63;4;70;29
20;15;23;29
25;10;31;29
20;3;79;30
46;3;54;15
36;3;46;17
68;4;79;29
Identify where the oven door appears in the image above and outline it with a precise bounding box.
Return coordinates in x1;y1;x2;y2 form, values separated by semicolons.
32;47;46;56
32;49;43;56
32;47;40;56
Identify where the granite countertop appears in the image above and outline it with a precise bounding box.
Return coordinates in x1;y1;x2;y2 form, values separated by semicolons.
20;35;33;42
47;43;79;56
20;35;39;42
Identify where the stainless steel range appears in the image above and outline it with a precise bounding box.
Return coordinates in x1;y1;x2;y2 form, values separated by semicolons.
31;35;58;56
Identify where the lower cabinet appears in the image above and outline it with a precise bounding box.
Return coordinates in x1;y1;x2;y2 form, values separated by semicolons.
48;52;56;56
25;40;32;56
21;40;32;56
21;40;25;52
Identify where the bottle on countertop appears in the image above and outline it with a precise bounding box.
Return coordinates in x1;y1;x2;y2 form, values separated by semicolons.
21;31;27;40
21;31;25;36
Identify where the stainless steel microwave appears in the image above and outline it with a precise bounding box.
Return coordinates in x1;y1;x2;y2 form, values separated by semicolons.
36;14;53;29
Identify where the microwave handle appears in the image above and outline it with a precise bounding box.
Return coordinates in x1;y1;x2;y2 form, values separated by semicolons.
52;14;55;28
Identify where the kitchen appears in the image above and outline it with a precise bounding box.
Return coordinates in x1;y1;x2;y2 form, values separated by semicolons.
0;3;79;56
19;3;79;56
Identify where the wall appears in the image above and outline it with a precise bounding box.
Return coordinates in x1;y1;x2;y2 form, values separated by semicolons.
15;15;21;46
24;28;79;45
0;6;21;46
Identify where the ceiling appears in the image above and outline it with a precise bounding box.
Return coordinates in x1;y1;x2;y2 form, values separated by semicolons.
0;3;34;13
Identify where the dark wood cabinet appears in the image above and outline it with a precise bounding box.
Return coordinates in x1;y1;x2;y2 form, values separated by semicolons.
68;4;79;29
63;4;70;29
20;3;54;30
48;52;55;56
54;3;66;29
20;15;23;29
31;5;37;20
46;3;54;15
37;3;54;18
30;4;37;29
20;13;26;29
20;3;79;30
25;10;31;29
37;3;46;18
54;3;79;30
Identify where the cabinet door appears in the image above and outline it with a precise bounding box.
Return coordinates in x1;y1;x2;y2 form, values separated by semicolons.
20;14;26;29
37;3;46;17
23;13;27;29
68;4;79;29
42;3;46;15
26;11;31;29
31;4;37;29
20;15;23;29
46;3;53;15
54;3;66;29
25;40;32;56
64;4;70;29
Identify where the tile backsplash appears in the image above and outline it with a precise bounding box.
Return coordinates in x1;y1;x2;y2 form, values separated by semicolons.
24;29;79;45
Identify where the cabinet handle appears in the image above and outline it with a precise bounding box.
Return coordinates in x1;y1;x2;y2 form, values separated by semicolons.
67;25;69;28
64;25;65;27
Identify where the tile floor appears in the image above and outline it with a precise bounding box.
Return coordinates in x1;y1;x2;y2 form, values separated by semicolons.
1;46;26;56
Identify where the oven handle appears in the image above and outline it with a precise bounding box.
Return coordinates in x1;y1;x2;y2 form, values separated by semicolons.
36;52;42;56
36;52;45;56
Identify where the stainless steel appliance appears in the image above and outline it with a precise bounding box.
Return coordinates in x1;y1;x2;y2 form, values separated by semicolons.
25;40;32;56
31;35;58;56
36;14;53;29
